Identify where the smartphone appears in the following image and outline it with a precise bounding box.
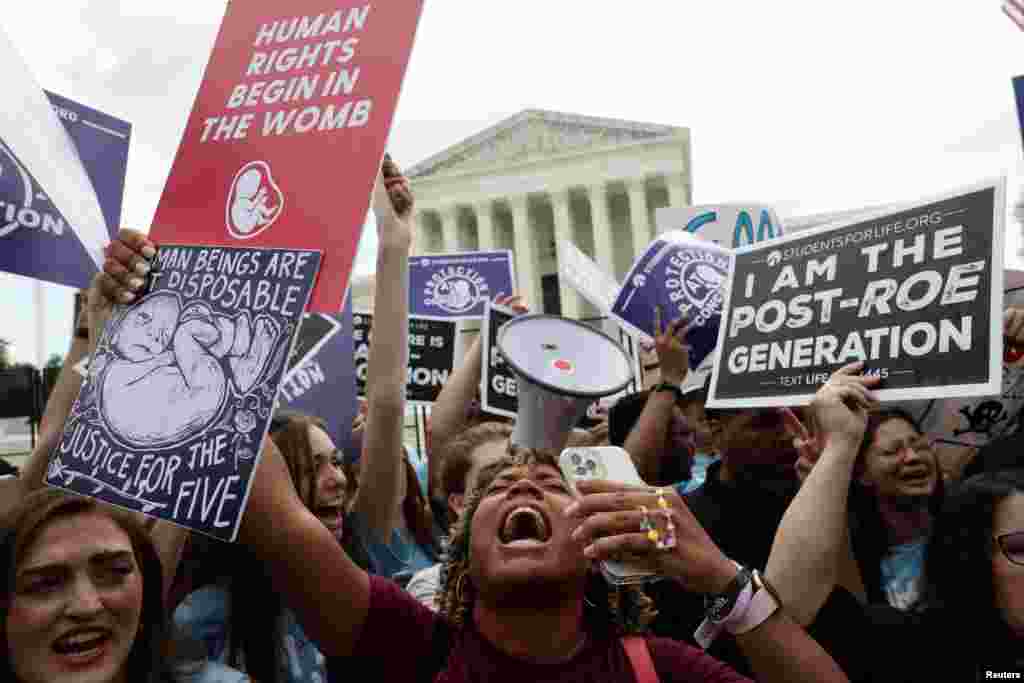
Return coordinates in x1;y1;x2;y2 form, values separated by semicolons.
559;446;657;586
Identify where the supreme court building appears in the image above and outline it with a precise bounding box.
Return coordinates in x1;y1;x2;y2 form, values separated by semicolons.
404;109;692;320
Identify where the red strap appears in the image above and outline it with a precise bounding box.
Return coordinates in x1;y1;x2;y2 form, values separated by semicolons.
622;636;660;683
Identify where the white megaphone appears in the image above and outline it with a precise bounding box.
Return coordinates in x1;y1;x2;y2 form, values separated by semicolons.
497;314;635;450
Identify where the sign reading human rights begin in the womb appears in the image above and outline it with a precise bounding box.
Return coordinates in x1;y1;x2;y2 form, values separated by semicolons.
707;179;1006;408
151;2;424;312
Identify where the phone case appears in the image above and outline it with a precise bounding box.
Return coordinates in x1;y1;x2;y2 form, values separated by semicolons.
559;447;658;586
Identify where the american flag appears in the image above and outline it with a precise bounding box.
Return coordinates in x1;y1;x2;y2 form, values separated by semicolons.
1005;0;1024;31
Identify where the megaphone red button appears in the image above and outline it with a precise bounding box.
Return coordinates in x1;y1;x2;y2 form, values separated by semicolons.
552;359;575;374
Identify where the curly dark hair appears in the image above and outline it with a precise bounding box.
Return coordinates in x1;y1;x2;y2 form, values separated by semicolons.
437;444;657;635
926;468;1024;657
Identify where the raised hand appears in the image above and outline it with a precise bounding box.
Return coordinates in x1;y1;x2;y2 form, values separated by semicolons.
494;293;529;315
653;305;691;386
372;154;413;249
810;361;880;451
88;228;156;348
782;408;822;484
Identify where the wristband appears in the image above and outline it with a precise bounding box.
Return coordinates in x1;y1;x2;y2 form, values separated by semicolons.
695;577;754;649
728;570;782;635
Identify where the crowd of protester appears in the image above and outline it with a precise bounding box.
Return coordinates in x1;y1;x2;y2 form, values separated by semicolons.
3;156;1024;682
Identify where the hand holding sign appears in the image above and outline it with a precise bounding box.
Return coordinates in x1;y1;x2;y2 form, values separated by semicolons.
810;362;880;448
373;155;413;248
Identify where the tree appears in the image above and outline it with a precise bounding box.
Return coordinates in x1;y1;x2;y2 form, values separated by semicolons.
0;338;10;371
45;353;63;371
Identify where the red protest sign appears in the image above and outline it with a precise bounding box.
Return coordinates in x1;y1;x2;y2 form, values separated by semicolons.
151;1;424;312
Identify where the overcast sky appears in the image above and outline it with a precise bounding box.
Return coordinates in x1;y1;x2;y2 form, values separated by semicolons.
3;0;1024;364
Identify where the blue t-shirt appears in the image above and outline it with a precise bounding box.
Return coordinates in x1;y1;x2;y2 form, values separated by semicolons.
879;537;928;611
173;585;327;683
675;452;719;495
346;510;438;581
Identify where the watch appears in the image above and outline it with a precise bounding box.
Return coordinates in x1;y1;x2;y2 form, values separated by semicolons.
652;381;684;402
75;327;90;340
703;565;752;623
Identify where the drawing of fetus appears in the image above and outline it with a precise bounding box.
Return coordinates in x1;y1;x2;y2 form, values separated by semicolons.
99;292;282;448
227;161;282;238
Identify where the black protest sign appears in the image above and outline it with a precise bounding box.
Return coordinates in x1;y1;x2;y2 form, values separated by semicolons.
480;302;518;419
47;244;321;541
287;312;342;375
353;312;456;404
708;181;1005;408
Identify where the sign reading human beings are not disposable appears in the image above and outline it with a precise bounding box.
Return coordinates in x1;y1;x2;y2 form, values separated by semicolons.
707;180;1006;408
48;244;321;541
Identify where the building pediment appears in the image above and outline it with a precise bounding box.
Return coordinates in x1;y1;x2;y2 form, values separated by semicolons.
407;110;684;179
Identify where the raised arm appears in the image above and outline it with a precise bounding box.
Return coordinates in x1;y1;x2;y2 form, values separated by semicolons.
428;294;527;496
240;436;370;656
622;310;689;482
349;159;415;542
764;362;878;626
37;299;91;439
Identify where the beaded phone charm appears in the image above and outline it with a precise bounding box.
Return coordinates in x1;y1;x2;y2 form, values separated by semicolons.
639;489;677;550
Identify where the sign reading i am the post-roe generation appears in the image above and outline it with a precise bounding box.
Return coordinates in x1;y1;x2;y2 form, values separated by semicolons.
707;180;1006;408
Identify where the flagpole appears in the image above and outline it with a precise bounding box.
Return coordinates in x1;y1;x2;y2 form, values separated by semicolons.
33;281;45;369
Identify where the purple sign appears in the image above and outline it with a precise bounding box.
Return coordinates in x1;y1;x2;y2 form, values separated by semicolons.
609;232;730;371
409;250;515;320
47;244;321;541
0;92;130;289
278;294;358;462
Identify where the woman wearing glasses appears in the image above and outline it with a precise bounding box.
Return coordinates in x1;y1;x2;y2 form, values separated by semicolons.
770;358;1024;680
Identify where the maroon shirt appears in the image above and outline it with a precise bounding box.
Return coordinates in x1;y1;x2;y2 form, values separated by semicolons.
328;576;750;683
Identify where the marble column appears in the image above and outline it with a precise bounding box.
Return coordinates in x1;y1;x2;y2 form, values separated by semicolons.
414;210;434;255
550;189;582;320
664;172;691;208
587;183;616;280
626;178;653;259
439;205;459;253
509;196;539;308
475;200;496;251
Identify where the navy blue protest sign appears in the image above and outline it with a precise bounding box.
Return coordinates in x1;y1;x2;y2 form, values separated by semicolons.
707;180;1006;408
278;295;359;461
0;92;130;289
409;250;515;320
1015;76;1024;153
610;232;730;371
47;245;321;541
353;312;456;404
480;301;518;419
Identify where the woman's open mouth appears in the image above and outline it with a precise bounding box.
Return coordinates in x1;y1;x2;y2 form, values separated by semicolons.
499;505;551;547
53;627;111;667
